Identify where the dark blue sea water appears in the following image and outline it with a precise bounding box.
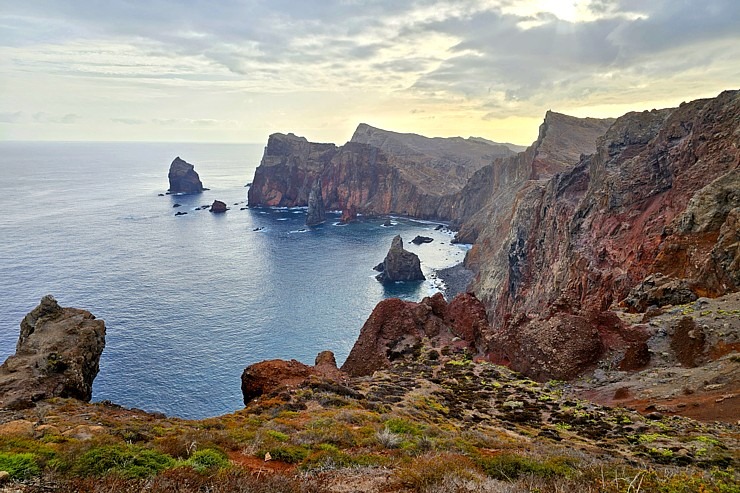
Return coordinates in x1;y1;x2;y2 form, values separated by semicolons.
0;142;469;418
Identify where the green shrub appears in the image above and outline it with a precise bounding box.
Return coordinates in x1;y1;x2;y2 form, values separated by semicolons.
0;452;41;480
260;444;309;464
384;418;422;436
476;453;572;480
71;444;175;478
185;449;230;472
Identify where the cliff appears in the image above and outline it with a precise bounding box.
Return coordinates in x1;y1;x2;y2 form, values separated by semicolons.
476;90;740;378
0;295;106;410
247;125;515;220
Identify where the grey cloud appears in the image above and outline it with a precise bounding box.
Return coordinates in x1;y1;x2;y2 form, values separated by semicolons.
411;1;740;104
0;111;23;123
33;112;80;124
111;118;147;125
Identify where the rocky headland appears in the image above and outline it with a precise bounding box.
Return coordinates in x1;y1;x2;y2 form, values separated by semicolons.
247;124;517;220
167;157;205;194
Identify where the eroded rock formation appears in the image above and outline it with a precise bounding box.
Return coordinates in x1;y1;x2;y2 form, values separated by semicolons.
477;90;739;379
306;179;326;226
210;200;227;213
241;351;347;404
247;124;515;220
375;235;425;283
168;157;204;194
0;295;106;410
341;293;488;377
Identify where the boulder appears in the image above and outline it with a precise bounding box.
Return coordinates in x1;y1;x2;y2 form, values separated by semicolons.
167;157;204;194
210;200;227;213
0;295;106;410
411;235;433;245
306;179;326;226
375;236;425;283
623;274;697;312
241;351;346;405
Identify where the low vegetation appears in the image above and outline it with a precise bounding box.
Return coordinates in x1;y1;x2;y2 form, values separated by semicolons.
0;353;736;492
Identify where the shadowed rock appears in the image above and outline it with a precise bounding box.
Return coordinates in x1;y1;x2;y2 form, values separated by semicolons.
210;200;227;213
306;179;326;226
375;235;425;283
0;295;106;410
168;157;204;194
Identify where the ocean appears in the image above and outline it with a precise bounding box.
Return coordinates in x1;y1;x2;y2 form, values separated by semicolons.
0;142;469;418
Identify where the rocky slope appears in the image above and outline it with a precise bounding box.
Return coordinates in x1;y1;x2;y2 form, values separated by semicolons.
247;125;516;220
474;90;739;380
0;296;105;410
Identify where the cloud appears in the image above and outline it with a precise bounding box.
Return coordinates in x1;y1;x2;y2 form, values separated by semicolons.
32;112;80;124
0;111;23;123
111;118;147;125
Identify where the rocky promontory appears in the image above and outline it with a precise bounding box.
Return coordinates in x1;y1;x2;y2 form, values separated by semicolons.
375;235;425;283
247;124;516;220
0;295;105;410
168;157;205;194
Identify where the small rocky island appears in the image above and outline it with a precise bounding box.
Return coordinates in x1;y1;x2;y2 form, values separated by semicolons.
375;235;425;283
167;157;205;194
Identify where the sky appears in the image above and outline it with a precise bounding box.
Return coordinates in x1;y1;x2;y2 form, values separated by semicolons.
1;0;738;145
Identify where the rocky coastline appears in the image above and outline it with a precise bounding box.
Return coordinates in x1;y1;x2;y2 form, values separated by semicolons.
1;90;738;491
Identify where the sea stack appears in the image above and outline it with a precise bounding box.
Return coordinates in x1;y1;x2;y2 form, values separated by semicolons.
306;179;326;226
168;157;204;194
210;200;227;213
375;235;425;283
0;295;106;410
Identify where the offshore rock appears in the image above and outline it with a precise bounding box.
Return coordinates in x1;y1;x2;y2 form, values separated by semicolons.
0;296;106;410
168;157;204;194
341;293;488;377
306;179;326;226
411;235;433;245
210;200;227;213
375;235;425;283
241;351;346;404
247;125;515;220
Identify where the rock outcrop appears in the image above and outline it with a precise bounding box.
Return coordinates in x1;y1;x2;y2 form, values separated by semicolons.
168;157;204;194
341;293;489;377
241;351;346;404
476;90;740;380
210;200;227;213
306;179;326;226
375;235;425;283
0;295;106;410
247;124;515;220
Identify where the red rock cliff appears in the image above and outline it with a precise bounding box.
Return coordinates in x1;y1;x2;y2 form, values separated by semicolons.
477;90;739;379
247;125;515;220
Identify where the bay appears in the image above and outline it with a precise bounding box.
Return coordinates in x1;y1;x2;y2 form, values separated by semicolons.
0;142;468;418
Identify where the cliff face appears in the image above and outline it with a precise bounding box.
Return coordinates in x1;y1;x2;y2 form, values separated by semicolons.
450;112;615;244
478;90;740;377
0;295;106;409
247;125;515;220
